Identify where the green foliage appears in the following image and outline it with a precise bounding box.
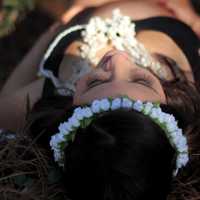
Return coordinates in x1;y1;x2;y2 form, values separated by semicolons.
0;0;35;38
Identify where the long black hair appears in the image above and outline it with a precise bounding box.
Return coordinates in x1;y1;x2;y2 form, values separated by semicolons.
28;97;177;200
26;7;200;199
63;108;177;200
26;61;200;199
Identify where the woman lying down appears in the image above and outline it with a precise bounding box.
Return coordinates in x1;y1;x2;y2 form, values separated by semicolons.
0;1;200;199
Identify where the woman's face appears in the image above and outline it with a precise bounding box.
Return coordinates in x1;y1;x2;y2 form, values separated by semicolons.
73;49;166;105
73;31;191;106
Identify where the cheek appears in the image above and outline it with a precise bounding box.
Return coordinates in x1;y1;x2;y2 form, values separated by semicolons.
73;78;87;105
155;83;166;104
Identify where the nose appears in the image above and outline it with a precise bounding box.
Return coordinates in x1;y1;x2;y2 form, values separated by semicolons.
100;50;135;81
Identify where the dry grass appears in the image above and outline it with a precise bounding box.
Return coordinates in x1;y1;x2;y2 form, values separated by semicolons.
0;130;200;200
0;132;68;200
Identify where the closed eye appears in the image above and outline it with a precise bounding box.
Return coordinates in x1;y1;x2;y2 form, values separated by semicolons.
86;67;160;95
130;69;160;95
87;79;109;89
130;68;154;86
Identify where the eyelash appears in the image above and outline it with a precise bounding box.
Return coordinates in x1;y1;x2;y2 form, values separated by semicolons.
131;73;153;87
87;73;108;88
87;72;154;89
88;79;104;88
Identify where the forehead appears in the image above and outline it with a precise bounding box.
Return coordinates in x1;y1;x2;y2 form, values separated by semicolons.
136;30;191;73
73;80;165;106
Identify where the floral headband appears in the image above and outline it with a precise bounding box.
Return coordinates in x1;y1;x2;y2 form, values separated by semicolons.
39;9;165;90
50;97;189;176
80;9;162;75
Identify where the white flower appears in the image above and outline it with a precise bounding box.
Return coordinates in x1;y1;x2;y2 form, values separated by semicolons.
50;134;64;150
56;133;65;142
50;98;190;177
150;107;163;120
68;116;80;128
100;98;110;111
58;122;71;134
83;107;93;118
163;113;174;124
143;102;153;115
160;113;166;123
122;98;133;108
91;100;101;113
74;107;84;120
177;153;189;168
79;9;162;79
133;100;143;111
176;136;188;153
111;98;121;110
166;121;178;133
150;108;159;119
50;136;58;149
170;129;181;141
54;150;62;162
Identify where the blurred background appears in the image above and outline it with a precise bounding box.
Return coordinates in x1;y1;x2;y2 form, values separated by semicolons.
0;0;200;87
0;0;71;86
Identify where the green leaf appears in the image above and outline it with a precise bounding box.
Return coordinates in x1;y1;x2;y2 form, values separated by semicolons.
108;97;113;102
82;118;93;128
71;133;76;142
66;131;75;141
154;102;160;107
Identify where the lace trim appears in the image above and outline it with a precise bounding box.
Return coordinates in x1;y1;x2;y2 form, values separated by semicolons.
38;25;88;96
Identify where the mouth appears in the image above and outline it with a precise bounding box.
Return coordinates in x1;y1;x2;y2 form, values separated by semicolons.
97;53;112;69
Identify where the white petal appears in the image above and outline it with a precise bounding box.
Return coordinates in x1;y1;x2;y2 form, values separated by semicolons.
74;108;84;120
122;98;133;108
143;102;153;115
133;100;143;112
111;98;122;110
91;100;101;113
100;98;110;111
83;107;93;117
68;116;80;128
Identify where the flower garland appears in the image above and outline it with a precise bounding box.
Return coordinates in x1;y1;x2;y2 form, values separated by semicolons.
50;97;189;176
38;8;166;93
80;9;163;77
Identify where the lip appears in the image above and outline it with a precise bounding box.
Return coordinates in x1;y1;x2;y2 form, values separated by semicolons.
97;54;112;69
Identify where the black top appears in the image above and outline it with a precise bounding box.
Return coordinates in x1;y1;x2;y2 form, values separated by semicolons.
42;7;200;98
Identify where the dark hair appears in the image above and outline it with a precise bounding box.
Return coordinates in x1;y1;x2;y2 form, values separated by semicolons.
63;108;176;200
26;9;200;198
28;99;176;200
191;0;200;15
26;72;200;200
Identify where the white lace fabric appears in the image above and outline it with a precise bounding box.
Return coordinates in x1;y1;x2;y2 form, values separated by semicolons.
38;54;92;96
38;25;88;96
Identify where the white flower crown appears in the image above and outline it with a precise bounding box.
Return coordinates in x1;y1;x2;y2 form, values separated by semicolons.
50;97;189;176
80;9;163;77
38;8;165;91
